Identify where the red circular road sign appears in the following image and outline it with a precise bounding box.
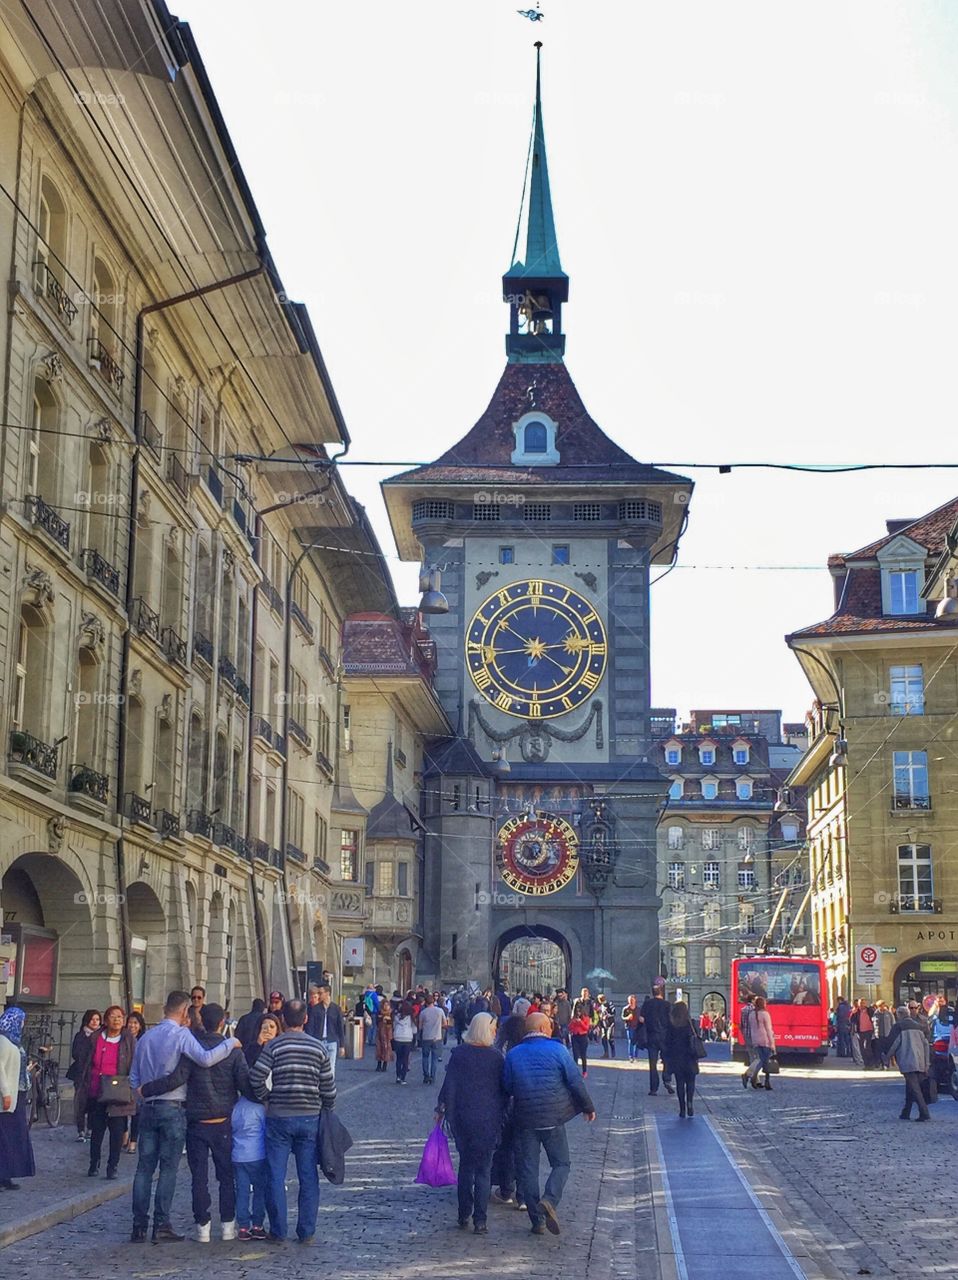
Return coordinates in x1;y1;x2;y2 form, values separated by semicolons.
859;946;878;965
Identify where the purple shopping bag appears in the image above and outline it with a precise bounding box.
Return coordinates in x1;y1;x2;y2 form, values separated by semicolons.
414;1122;457;1187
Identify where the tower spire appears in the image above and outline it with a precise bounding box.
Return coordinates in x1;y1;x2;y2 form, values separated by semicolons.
503;42;569;363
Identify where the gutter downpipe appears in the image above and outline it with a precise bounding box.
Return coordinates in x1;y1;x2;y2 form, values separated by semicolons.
117;265;265;1009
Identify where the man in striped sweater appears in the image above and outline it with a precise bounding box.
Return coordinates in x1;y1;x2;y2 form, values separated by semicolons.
249;998;336;1243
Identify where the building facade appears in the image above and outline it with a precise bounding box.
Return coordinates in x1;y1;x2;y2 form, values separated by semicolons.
0;1;398;1023
382;50;692;1000
653;709;803;1019
787;499;958;1006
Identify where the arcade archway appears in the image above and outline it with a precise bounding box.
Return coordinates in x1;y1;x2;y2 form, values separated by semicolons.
493;924;571;996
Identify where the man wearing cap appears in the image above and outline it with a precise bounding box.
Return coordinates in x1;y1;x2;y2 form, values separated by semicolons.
267;992;285;1025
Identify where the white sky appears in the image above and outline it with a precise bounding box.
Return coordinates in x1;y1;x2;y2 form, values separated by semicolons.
182;1;958;723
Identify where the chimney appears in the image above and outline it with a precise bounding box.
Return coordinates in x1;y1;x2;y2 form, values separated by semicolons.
886;519;916;536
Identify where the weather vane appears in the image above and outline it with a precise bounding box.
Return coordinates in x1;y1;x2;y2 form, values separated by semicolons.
517;3;544;21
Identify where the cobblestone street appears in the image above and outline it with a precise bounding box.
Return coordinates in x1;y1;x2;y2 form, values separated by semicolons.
0;1045;953;1280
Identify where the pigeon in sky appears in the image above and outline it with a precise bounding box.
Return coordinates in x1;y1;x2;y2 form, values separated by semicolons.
517;8;544;20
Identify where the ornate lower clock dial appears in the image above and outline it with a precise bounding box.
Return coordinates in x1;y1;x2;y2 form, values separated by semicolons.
496;812;579;895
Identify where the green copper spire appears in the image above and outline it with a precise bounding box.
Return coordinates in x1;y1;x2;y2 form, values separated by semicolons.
503;43;568;363
508;42;565;279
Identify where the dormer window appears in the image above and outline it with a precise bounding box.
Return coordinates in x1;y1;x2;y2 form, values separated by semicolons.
699;742;716;766
732;739;750;766
701;776;719;800
877;536;926;616
668;777;684;801
511;411;560;466
664;740;682;766
736;777;754;801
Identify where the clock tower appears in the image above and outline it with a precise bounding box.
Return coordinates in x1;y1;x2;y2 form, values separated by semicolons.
383;46;693;997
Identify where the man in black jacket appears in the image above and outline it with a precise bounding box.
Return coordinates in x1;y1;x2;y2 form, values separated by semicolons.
235;998;266;1049
305;986;345;1076
140;1002;248;1241
639;986;674;1096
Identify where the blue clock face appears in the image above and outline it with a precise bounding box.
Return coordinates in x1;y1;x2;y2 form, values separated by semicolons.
466;579;607;719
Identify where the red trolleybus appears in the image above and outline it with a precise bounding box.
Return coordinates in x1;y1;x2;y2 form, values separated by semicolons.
730;954;830;1062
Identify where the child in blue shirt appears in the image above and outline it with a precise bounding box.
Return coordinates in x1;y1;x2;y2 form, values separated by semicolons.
232;1089;270;1239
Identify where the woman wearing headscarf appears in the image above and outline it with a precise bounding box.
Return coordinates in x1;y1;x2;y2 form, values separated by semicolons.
436;1013;506;1233
66;1008;101;1142
0;1007;36;1189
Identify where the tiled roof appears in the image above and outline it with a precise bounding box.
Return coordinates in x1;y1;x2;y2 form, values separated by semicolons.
788;566;953;639
384;362;689;489
422;736;490;777
342;614;437;680
827;496;958;567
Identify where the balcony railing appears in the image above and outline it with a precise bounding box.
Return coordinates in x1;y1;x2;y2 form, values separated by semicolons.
126;792;153;825
286;841;307;864
274;733;287;758
80;547;120;596
8;730;59;780
394;746;407;769
193;632;214;666
316;749;334;778
313;857;331;877
69;764;109;804
167;453;190;499
892;795;932;811
139;411;162;460
255;716;274;747
33;259;78;324
156;808;180;839
254;838;271;863
218;655;237;688
88;337;124;391
131;596;161;642
892;894;942;914
261;580;284;617
27;494;70;551
287;717;312;749
206;466;224;504
186;809;213;838
212;822;237;851
235;676;251;705
290;601;315;641
234;836;253;863
161;626;188;668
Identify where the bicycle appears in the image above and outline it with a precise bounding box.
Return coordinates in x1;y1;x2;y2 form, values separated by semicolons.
27;1044;61;1128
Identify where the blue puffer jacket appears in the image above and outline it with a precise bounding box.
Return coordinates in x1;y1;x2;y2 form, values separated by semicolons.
503;1034;595;1129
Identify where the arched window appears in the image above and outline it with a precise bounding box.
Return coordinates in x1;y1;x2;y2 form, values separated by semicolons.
36;176;67;286
127;695;145;796
704;945;723;978
213;732;229;818
13;604;48;733
186;713;206;814
524;420;548;453
667;825;684;851
703;903;721;934
73;644;100;768
90;256;118;353
84;442;112;563
161;536;182;631
155;714;174;816
670;946;688;979
29;378;60;502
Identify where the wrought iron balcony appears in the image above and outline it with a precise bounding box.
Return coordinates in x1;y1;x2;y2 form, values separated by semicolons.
8;729;59;780
260;580;284;617
88;337;124;391
255;716;274;747
156;808;180;839
131;596;161;642
27;494;70;551
235;676;251;705
167;453;190;499
892;794;932;811
394;746;407;769
286;842;307;864
126;792;152;825
313;857;331;877
290;601;315;641
161;626;188;667
186;809;213;838
273;733;287;758
287;717;311;749
234;836;253;863
139;411;162;460
254;838;272;863
69;764;109;804
80;547;120;595
193;632;213;666
206;466;224;504
33;259;78;324
218;655;237;688
316;749;334;778
212;822;237;851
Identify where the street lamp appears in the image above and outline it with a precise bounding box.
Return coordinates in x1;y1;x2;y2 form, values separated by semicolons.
418;567;449;615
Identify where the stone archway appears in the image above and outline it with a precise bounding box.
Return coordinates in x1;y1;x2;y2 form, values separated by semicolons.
126;881;168;1020
492;923;572;995
702;991;727;1018
1;853;100;1008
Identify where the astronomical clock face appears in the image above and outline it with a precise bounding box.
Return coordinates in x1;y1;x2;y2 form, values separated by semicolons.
496;812;579;895
466;579;607;719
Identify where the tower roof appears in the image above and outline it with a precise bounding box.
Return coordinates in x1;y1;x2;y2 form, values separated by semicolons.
503;43;566;288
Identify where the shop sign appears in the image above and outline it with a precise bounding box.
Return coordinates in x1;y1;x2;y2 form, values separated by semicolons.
919;960;955;974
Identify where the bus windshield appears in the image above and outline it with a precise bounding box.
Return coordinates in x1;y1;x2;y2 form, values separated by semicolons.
735;962;822;1006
